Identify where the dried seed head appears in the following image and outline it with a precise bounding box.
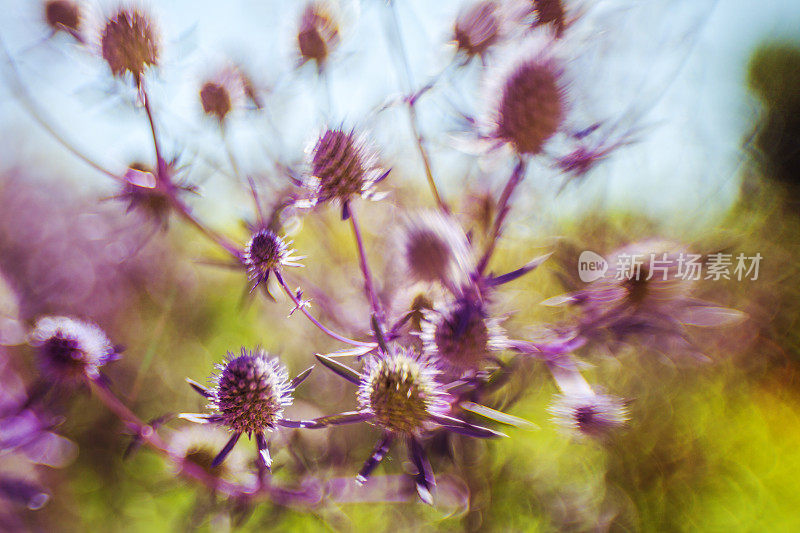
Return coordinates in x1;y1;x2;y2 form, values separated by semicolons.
29;316;117;380
303;128;385;206
298;2;339;70
100;7;158;84
494;58;566;155
454;1;501;60
45;0;81;34
199;66;249;122
550;392;628;437
401;212;474;290
210;348;293;434
358;349;449;435
421;300;506;371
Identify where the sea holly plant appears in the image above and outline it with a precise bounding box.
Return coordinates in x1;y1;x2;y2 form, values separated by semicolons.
0;0;746;523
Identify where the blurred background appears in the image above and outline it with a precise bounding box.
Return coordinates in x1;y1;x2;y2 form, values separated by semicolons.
1;0;800;531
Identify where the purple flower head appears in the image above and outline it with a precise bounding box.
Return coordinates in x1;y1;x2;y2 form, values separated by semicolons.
29;316;118;381
454;1;502;62
181;348;313;472
420;299;507;373
531;0;567;38
297;2;340;72
99;7;159;86
549;392;629;438
243;228;304;292
298;128;389;211
114;162;196;229
400;211;475;292
490;53;567;155
357;348;451;435
211;349;294;434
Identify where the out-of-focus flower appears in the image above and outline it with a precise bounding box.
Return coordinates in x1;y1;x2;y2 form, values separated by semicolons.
113;161;196;229
0;353;77;515
99;7;159;85
310;348;506;504
168;425;251;482
44;0;82;41
28;316;119;382
420;299;507;373
297;2;339;72
531;0;567;38
454;1;502;63
181;348;313;474
399;211;475;292
297;128;389;213
242;229;304;293
489;53;567;155
199;66;250;123
549;391;628;438
543;240;746;358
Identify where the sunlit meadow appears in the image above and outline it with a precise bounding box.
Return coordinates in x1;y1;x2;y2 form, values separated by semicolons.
1;1;799;531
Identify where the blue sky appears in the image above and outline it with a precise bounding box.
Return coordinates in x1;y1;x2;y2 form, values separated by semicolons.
0;0;799;232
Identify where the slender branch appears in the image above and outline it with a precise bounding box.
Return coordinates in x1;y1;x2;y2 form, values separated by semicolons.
477;158;527;274
274;270;377;349
347;203;384;325
384;0;447;212
87;376;322;505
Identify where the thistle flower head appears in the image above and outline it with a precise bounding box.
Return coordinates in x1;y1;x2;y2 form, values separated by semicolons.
421;300;506;372
100;7;158;85
300;128;386;208
45;0;81;35
550;392;628;437
243;228;303;289
298;2;339;71
210;348;293;435
400;211;474;290
29;316;117;380
492;56;566;155
358;349;450;435
454;1;501;61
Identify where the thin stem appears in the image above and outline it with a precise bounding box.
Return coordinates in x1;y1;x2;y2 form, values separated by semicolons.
87;376;322;506
140;82;167;180
1;40;123;183
384;1;448;212
347;203;384;324
478;158;528;274
274;270;377;349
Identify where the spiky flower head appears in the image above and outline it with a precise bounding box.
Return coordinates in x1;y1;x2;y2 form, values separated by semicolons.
210;348;294;435
400;211;475;291
300;128;387;208
421;300;507;372
45;0;81;36
29;316;117;380
100;7;158;85
550;392;628;438
492;56;566;155
358;349;450;435
454;1;501;61
298;2;339;71
243;228;303;289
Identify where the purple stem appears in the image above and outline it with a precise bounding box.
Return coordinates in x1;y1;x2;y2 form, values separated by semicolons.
274;270;377;348
477;158;527;274
347;203;385;325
